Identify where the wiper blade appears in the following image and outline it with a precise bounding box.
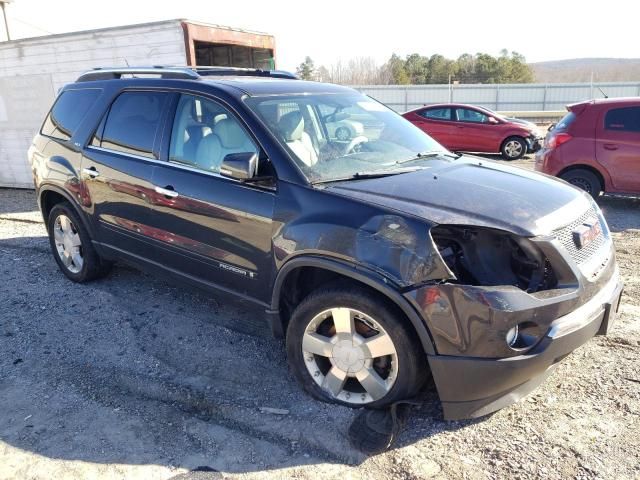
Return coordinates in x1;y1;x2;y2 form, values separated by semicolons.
312;166;425;184
396;151;459;165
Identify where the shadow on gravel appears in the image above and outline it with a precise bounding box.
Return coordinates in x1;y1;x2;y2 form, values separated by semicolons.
597;195;640;233
0;234;467;475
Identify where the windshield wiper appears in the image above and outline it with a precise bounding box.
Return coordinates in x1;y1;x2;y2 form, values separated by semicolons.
396;151;460;165
312;166;425;184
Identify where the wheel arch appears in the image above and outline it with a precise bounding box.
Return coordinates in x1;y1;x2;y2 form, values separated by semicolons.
269;256;437;355
557;164;606;192
39;185;94;237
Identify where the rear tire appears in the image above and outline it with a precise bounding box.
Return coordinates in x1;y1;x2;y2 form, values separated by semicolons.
47;202;112;282
500;136;527;160
286;285;427;409
559;168;602;197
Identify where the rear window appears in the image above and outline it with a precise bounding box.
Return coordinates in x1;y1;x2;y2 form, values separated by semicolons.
604;107;640;132
41;89;101;141
95;91;169;159
554;111;577;132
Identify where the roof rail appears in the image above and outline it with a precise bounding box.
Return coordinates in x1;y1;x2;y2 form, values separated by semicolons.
76;66;200;82
193;66;298;79
76;66;298;82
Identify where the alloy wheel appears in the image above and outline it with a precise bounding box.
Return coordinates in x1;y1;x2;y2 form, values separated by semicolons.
336;127;351;141
302;307;398;405
504;140;523;158
53;214;84;273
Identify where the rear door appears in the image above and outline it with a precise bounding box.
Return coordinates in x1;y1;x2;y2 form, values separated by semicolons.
81;90;174;258
145;92;276;301
410;108;456;148
596;105;640;192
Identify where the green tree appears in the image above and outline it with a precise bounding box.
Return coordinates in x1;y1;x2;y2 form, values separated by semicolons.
382;54;409;84
404;53;429;84
426;54;457;84
296;56;315;80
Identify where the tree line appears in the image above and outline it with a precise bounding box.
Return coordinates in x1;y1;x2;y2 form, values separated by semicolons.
296;50;534;85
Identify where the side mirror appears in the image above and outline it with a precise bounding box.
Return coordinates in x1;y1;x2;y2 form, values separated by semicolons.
220;152;258;180
487;116;499;124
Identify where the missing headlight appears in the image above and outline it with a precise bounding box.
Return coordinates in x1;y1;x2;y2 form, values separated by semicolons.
431;225;557;293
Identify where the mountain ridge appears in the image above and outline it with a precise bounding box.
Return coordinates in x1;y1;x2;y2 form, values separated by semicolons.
531;58;640;83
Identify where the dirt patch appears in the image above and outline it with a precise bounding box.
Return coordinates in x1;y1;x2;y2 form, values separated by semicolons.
1;184;639;480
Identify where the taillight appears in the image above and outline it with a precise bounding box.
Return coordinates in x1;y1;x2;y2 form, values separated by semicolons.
545;132;572;149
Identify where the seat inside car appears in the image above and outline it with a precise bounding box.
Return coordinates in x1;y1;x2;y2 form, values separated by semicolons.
278;111;318;166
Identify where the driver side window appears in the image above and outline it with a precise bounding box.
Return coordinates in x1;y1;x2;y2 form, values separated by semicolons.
455;108;488;124
169;94;258;173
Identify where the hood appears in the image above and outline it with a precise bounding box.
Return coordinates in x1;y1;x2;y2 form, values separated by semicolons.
505;117;540;134
325;157;592;237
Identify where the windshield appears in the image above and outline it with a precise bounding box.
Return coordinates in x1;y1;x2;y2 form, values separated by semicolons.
244;93;452;183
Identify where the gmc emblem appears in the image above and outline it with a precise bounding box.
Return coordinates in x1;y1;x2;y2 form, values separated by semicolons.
573;219;602;249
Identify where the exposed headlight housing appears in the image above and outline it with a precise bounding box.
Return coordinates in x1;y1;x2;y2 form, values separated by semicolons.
431;225;558;293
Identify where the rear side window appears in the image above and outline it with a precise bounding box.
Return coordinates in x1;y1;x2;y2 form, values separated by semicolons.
554;112;577;132
41;89;101;141
419;108;451;120
96;91;169;158
605;107;640;132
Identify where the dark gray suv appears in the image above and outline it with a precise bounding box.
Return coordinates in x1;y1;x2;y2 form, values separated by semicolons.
29;67;623;419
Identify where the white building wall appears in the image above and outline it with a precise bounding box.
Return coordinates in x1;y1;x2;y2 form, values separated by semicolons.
0;20;186;188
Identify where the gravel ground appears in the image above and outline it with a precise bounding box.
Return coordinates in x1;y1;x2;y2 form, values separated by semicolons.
1;159;639;480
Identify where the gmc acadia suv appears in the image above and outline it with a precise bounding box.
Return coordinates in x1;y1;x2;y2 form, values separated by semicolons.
29;67;623;420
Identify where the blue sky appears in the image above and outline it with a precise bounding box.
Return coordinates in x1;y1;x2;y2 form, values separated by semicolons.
1;0;636;71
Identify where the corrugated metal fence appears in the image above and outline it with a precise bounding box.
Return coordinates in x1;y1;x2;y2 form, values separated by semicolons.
354;82;640;113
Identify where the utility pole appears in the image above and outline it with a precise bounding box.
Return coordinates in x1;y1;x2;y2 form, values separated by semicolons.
0;0;11;41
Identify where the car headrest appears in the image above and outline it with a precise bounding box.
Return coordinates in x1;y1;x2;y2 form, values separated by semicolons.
278;111;304;142
194;133;223;171
213;118;248;149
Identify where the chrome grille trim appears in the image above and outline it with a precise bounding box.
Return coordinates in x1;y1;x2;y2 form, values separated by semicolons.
552;206;611;270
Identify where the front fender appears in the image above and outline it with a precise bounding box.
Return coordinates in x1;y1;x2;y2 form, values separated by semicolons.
270;255;437;355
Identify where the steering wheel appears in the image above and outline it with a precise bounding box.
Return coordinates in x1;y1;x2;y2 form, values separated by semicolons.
345;135;368;154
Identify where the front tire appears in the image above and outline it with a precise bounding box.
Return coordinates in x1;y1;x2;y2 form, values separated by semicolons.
559;168;602;197
500;136;527;160
286;286;426;408
47;202;111;282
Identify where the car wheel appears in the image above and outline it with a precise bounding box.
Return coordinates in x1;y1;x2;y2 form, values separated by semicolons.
560;169;602;197
47;202;111;282
335;126;351;141
286;285;426;408
500;136;527;160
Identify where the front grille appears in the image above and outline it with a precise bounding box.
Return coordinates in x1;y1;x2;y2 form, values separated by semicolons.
553;206;609;266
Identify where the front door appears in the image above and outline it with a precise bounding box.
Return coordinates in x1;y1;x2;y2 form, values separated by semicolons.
146;93;276;301
453;107;495;152
597;105;640;193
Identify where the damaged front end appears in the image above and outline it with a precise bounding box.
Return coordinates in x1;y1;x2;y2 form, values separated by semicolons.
404;217;622;420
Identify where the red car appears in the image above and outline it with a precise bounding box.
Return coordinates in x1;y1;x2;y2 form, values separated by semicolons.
536;98;640;196
402;103;543;160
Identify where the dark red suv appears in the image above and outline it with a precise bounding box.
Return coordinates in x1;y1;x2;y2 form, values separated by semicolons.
403;103;543;160
536;98;640;196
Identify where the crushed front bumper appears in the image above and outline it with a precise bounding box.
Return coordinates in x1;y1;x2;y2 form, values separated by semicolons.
526;135;543;153
425;270;623;420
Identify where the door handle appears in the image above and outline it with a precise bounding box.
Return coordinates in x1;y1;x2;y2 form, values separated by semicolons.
603;144;618;151
82;167;100;178
154;185;179;198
